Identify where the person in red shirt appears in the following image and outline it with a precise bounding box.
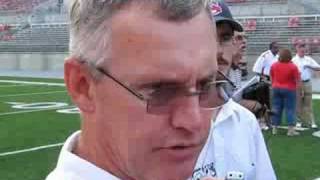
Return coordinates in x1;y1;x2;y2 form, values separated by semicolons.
270;48;301;136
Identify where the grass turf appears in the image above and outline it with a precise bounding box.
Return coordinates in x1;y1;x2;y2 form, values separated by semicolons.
0;76;319;180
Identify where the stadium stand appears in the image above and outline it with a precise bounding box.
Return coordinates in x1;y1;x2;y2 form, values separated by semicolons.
0;23;68;52
227;0;288;5
0;0;50;14
236;15;320;55
0;0;67;52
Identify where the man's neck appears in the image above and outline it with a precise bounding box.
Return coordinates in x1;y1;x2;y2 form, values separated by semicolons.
74;129;135;180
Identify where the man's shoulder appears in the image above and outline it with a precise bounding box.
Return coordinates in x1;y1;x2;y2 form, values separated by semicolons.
223;100;257;124
304;55;316;62
271;61;280;66
260;50;271;58
292;55;298;60
46;169;84;180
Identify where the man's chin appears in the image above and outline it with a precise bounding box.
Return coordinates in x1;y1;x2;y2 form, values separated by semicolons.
151;169;193;180
141;159;196;180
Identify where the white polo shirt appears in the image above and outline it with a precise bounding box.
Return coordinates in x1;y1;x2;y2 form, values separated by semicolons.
46;131;120;180
292;54;320;81
252;50;278;76
191;99;277;180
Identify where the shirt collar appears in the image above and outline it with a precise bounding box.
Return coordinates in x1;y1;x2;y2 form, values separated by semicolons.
213;99;235;127
56;131;121;180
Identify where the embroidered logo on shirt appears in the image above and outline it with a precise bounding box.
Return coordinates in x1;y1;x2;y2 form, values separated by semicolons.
191;162;216;180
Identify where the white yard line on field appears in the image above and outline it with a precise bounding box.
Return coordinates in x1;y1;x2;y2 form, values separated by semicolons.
0;80;65;87
0;143;63;157
313;94;320;100
278;126;310;131
0;84;32;88
313;131;320;138
0;105;75;116
0;91;67;98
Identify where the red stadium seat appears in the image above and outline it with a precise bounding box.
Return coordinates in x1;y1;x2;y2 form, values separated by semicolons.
311;37;320;45
0;24;10;32
291;37;299;45
288;17;299;28
244;19;256;31
291;37;307;46
1;34;14;41
297;38;306;45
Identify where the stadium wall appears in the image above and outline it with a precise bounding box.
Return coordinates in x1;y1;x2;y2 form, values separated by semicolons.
0;53;67;71
230;0;320;16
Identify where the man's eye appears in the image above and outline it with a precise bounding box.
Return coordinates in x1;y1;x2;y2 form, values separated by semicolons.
140;82;175;96
235;36;243;41
221;35;232;42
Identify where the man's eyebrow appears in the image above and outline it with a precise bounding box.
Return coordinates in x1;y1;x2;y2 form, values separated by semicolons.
135;72;216;88
134;78;185;89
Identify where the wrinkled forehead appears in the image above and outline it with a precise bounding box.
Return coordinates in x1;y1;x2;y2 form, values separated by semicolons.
106;8;218;85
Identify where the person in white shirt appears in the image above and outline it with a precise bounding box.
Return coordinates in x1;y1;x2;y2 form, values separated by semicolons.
252;41;280;121
213;3;265;127
189;1;277;180
234;31;248;80
191;99;277;180
292;43;320;129
212;2;262;115
252;42;279;79
46;0;227;180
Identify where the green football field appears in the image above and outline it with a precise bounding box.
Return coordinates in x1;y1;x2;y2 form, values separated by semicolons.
0;76;319;180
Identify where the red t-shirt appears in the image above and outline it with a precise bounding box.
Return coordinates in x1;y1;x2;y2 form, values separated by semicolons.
270;61;300;90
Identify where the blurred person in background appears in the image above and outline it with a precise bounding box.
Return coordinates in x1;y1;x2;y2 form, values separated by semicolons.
214;1;263;116
190;1;277;180
253;42;279;80
270;48;300;136
216;17;267;129
233;31;269;130
251;41;280;122
292;42;320;129
234;31;248;80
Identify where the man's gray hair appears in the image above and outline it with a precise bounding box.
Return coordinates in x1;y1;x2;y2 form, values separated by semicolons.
67;0;215;67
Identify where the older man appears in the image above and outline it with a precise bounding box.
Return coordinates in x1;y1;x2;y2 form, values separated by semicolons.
293;42;320;129
234;31;248;80
47;0;224;180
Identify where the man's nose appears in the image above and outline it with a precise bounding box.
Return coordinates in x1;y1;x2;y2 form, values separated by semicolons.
169;95;203;132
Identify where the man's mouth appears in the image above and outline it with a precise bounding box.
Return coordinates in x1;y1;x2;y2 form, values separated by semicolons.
156;143;203;161
169;144;198;150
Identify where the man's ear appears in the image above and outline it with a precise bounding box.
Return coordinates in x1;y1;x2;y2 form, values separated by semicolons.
64;58;95;113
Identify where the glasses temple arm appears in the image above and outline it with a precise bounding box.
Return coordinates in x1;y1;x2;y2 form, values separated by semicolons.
217;70;236;88
96;67;146;100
